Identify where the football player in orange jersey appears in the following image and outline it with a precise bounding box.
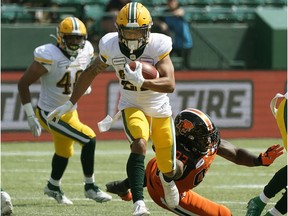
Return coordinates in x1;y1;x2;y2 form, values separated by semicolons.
106;108;284;216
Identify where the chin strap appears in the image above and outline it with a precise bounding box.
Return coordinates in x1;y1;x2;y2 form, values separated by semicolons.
49;34;57;41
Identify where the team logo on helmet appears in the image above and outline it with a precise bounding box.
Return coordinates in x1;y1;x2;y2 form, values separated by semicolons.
176;118;194;135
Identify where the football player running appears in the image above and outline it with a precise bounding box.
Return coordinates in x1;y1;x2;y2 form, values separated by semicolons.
47;2;181;215
18;17;112;205
106;108;284;216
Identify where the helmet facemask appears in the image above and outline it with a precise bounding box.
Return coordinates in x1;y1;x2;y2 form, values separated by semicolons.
59;34;86;57
190;126;220;155
116;24;151;53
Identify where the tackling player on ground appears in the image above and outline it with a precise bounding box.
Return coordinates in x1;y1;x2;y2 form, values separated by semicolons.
18;17;112;205
47;2;181;215
106;108;284;216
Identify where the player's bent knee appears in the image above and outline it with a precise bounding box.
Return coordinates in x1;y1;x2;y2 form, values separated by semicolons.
131;138;147;155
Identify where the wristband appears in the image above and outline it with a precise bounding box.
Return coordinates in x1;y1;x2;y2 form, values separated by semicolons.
23;103;35;117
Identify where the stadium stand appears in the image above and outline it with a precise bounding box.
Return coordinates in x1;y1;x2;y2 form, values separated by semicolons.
1;0;286;24
1;0;286;70
1;4;34;23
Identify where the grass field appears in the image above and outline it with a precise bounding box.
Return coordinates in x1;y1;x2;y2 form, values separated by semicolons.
1;138;286;216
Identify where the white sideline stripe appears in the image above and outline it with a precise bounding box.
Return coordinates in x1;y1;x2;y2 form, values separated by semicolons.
1;147;266;157
207;172;274;177
1;169;126;175
10;197;278;206
0;168;275;177
214;184;266;189
1;150;156;156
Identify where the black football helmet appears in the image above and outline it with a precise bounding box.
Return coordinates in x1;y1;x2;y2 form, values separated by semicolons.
174;108;220;156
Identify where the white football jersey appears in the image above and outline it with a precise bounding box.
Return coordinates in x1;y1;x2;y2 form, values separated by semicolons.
35;41;94;112
99;32;173;117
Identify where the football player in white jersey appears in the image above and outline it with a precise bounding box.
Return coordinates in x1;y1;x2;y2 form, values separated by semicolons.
18;17;112;205
47;2;183;215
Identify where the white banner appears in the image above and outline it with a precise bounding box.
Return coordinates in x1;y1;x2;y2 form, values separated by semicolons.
107;81;252;129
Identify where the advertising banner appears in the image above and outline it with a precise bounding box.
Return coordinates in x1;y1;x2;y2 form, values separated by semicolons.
1;70;285;142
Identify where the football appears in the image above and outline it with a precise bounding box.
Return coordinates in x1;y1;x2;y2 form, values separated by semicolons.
129;61;159;79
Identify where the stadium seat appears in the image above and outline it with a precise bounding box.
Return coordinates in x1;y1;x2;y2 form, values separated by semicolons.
231;6;256;22
185;0;213;6
237;0;266;6
95;0;110;5
1;4;34;23
51;0;100;5
211;0;238;6
139;0;166;6
149;5;168;17
205;6;234;22
83;4;105;21
185;6;210;22
264;0;287;7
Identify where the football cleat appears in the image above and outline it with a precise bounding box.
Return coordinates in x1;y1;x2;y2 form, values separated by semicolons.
1;191;13;215
106;180;132;201
85;185;112;203
133;200;150;216
246;196;266;216
159;172;179;209
44;185;73;205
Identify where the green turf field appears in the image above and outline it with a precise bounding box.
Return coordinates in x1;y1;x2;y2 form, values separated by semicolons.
1;138;286;216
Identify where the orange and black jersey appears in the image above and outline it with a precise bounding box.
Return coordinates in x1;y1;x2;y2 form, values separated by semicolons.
146;142;218;195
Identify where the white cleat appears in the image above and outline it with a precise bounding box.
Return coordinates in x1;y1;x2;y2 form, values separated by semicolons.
1;191;13;215
159;172;179;208
44;186;73;205
85;186;112;203
132;200;150;216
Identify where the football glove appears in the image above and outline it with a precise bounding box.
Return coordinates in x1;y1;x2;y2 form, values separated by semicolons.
124;61;144;90
47;101;73;123
258;144;284;166
23;103;41;137
27;116;42;137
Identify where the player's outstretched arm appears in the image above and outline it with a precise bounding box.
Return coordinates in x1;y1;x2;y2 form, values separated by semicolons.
217;139;284;167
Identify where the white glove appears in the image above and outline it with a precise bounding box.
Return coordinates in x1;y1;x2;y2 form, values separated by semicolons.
27;116;42;137
47;101;73;123
23;103;41;137
124;61;144;90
